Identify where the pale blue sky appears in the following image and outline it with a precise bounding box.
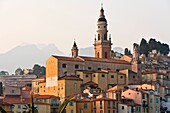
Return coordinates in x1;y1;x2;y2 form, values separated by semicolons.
0;0;170;54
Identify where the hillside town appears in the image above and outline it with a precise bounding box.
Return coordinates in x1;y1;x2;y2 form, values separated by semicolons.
0;5;170;113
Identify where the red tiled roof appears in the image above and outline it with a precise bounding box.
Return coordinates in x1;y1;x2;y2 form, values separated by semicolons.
79;56;130;64
52;55;130;64
165;94;170;97
94;97;116;101
58;75;83;81
22;86;31;91
52;55;84;62
84;81;98;85
35;95;58;99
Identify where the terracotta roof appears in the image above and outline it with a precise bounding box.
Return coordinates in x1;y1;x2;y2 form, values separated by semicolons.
84;81;98;85
35;95;58;99
58;75;83;81
79;56;130;64
52;55;84;62
22;86;31;91
94;97;116;101
165;94;170;97
52;55;130;64
32;75;46;81
142;70;157;74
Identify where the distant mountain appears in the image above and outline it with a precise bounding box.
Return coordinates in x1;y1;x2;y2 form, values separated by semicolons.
79;47;94;57
79;47;124;56
112;47;124;54
0;44;124;74
0;43;64;74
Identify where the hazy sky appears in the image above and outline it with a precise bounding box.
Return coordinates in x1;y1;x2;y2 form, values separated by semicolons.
0;0;170;54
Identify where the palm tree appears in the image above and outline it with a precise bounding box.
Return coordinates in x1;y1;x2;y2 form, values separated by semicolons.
23;104;38;113
0;106;7;113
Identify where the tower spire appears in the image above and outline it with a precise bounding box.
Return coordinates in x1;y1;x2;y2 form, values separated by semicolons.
71;40;78;58
94;5;112;59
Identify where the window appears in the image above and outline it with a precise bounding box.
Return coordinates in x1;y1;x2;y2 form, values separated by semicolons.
122;106;124;110
156;98;159;103
86;75;89;77
80;109;83;113
98;26;100;28
77;75;80;77
150;99;152;103
105;52;107;58
93;74;96;77
69;102;74;106
108;101;110;108
104;26;106;28
100;101;102;108
100;110;103;113
11;90;15;94
62;64;67;68
18;105;21;109
129;93;131;95
88;67;92;70
139;107;141;112
75;64;79;69
120;76;123;79
108;110;110;113
97;52;100;58
98;68;101;70
111;75;114;78
142;94;145;100
94;102;96;108
133;76;135;78
98;34;100;40
112;101;115;108
104;34;107;40
102;74;105;77
70;110;74;113
84;103;87;109
44;99;46;103
136;106;138;111
36;105;39;110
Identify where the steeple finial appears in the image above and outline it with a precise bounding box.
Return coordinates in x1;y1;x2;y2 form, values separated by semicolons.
101;3;103;9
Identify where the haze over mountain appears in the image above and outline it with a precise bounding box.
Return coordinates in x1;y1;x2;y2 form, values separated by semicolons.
0;44;123;74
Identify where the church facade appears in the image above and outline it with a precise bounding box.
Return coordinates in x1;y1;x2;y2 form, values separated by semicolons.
45;6;135;87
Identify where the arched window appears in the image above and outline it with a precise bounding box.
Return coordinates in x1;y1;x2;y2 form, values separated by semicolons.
98;34;100;40
104;34;107;40
105;52;107;58
97;52;100;58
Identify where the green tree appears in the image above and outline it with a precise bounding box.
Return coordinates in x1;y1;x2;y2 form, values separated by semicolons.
15;67;23;75
0;71;9;76
148;38;157;52
124;48;129;55
139;38;149;56
33;64;46;77
0;106;7;113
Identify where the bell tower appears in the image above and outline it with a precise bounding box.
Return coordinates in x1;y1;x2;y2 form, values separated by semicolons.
71;41;78;58
94;4;112;59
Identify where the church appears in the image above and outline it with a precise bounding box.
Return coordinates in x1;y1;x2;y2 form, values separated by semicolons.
32;6;142;101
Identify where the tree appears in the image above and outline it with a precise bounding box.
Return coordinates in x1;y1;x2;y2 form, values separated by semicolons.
33;64;46;77
15;67;23;75
124;48;129;55
0;71;9;76
0;106;7;113
139;38;149;56
148;38;157;52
